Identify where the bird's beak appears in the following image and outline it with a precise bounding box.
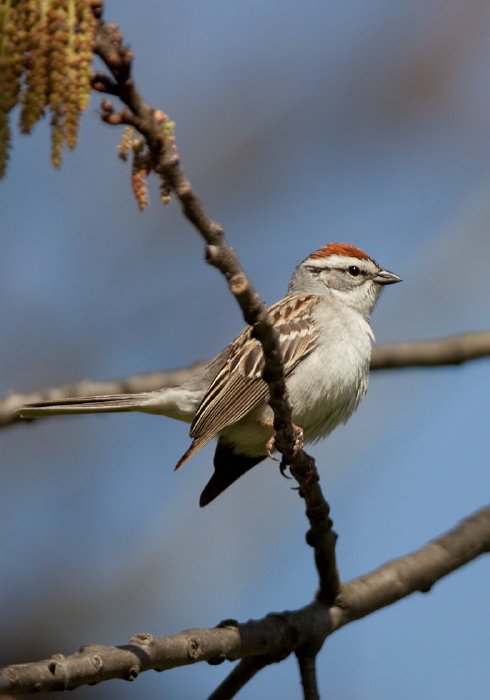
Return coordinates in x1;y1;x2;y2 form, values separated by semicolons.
372;268;402;285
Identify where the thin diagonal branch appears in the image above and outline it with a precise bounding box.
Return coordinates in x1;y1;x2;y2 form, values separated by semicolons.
290;453;341;605
2;506;488;695
90;14;342;606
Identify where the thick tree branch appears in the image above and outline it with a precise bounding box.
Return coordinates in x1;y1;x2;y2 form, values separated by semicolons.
330;505;490;629
2;506;488;695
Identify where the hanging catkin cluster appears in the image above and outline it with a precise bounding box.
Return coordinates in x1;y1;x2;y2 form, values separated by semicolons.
0;0;98;178
116;114;176;211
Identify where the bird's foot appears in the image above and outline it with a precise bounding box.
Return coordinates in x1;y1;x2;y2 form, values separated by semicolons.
279;423;304;478
265;434;279;461
261;418;279;461
291;423;304;454
265;422;304;478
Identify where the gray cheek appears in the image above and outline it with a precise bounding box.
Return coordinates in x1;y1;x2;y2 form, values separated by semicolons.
324;272;354;292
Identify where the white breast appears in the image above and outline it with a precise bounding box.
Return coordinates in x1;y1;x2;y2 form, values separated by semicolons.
286;305;373;443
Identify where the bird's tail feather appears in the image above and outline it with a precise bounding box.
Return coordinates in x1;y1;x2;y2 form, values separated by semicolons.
199;441;266;507
16;393;151;418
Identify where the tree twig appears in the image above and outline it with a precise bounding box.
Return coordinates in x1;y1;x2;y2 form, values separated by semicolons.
206;657;271;700
370;330;490;369
290;453;341;605
3;330;488;431
296;651;320;700
0;362;207;429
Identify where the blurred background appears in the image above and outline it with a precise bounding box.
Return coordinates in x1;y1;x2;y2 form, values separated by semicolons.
1;0;490;698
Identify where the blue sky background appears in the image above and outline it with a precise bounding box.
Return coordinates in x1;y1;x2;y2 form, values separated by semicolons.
1;1;490;698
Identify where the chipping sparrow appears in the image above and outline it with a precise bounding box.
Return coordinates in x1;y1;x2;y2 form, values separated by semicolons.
17;243;401;506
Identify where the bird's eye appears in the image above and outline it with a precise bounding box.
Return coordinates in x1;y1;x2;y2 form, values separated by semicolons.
347;266;360;277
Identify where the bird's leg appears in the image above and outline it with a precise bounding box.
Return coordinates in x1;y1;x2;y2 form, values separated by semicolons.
262;418;279;461
262;419;304;478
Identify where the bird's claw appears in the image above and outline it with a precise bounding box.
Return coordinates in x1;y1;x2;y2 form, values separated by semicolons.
292;423;304;454
266;435;279;461
279;458;292;479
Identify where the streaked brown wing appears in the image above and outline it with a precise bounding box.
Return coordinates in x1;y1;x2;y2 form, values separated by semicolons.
190;293;320;443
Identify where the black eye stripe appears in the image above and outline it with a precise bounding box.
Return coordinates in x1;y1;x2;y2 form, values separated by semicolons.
305;264;366;277
304;265;322;275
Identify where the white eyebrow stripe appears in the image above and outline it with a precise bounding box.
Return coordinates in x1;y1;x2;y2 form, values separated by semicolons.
305;254;370;269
